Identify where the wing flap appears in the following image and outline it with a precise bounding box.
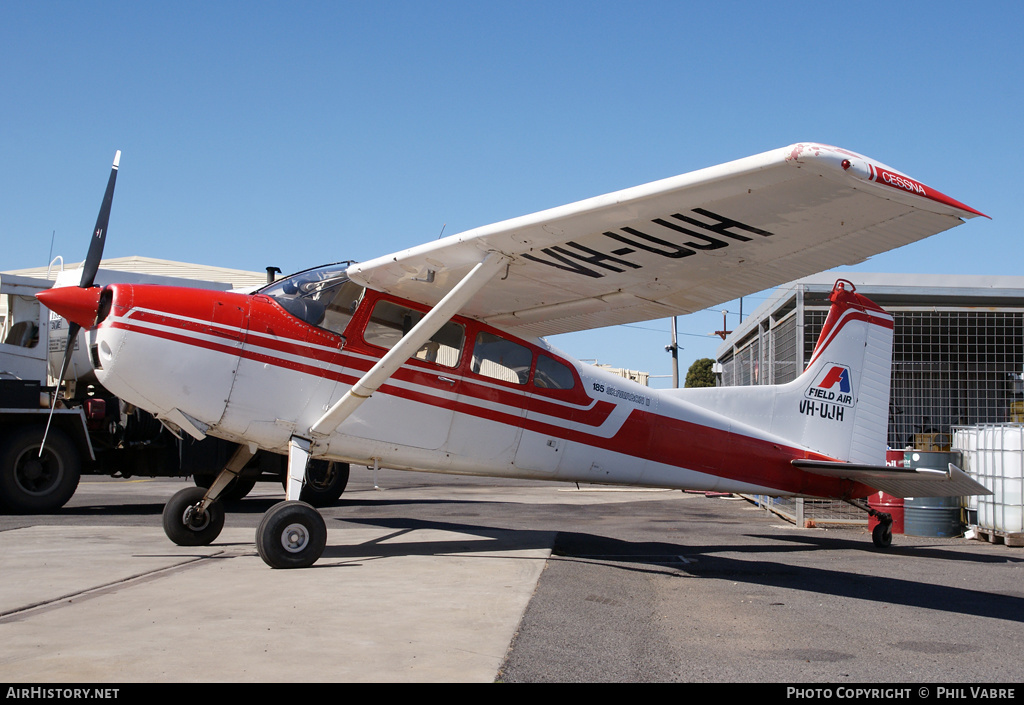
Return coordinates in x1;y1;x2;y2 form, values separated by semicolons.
792;459;992;499
347;143;985;337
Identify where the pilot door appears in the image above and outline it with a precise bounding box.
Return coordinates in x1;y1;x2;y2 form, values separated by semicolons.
221;268;364;452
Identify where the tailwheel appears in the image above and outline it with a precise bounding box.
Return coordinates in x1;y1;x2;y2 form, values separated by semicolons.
872;521;893;549
256;500;327;569
844;498;894;550
162;486;225;546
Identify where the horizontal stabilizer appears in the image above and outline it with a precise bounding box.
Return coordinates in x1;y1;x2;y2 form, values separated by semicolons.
792;460;991;499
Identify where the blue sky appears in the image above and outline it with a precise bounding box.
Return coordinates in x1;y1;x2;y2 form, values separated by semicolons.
2;1;1020;386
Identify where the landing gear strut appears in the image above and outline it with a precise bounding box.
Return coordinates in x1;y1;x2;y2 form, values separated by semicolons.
846;498;893;548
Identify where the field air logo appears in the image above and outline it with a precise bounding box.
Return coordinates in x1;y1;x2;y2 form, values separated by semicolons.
806;364;855;407
800;364;855;422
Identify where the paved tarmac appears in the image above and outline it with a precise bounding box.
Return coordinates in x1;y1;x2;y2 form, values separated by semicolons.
0;477;557;683
2;470;1023;684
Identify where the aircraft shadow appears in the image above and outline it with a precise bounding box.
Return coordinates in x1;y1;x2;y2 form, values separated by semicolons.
331;515;1024;625
321;514;553;560
0;492;512;520
12;502;168;517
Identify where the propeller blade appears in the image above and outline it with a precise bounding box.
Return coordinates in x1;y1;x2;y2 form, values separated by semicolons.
39;150;120;455
80;150;120;289
54;321;81;386
39;321;81;456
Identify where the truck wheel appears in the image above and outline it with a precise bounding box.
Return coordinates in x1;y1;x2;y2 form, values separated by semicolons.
299;460;349;507
0;426;81;513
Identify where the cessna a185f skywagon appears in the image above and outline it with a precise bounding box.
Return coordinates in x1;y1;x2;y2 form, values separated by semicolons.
37;144;991;568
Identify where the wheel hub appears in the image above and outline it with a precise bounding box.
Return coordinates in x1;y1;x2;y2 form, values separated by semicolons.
15;448;62;495
281;523;310;553
183;504;211;531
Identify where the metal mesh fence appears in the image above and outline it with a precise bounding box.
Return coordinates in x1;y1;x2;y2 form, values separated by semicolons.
770;312;799;385
889;311;1024;448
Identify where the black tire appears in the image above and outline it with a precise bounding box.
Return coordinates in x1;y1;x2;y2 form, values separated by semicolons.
256;500;327;569
299;460;349;507
872;522;893;549
162;486;225;546
0;425;81;513
193;473;257;502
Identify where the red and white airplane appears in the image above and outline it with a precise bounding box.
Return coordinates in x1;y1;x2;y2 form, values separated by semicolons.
37;144;991;568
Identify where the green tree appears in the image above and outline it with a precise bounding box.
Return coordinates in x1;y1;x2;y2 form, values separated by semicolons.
684;358;716;388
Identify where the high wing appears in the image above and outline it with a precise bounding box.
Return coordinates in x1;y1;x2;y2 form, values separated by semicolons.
347;143;987;338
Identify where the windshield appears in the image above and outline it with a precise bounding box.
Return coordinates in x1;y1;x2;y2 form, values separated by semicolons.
258;263;364;335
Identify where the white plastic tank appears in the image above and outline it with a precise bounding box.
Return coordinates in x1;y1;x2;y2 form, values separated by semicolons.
953;424;1024;533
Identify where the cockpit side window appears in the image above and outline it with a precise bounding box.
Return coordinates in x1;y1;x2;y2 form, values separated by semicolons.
319;281;364;335
363;299;465;368
260;264;364;336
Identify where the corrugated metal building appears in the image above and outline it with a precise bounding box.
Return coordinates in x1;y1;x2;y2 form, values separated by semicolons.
5;255;268;290
716;272;1024;525
1;256;268;328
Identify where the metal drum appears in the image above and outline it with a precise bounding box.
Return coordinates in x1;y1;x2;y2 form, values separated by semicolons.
903;451;964;538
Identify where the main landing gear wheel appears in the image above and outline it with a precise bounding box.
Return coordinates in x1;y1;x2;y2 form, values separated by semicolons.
256;500;327;569
872;522;893;549
162;486;225;546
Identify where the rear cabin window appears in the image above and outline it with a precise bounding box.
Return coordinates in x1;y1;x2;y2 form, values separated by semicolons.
471;331;532;385
534;354;576;390
363;300;464;368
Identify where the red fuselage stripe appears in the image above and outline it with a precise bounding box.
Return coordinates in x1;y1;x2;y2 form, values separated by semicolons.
102;291;873;498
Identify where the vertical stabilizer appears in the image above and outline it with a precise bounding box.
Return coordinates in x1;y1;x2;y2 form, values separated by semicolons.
676;280;894;464
786;280;894;463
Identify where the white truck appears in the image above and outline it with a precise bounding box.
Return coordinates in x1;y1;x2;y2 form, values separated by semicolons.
0;269;347;513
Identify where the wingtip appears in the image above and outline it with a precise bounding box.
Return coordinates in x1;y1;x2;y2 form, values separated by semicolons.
113;150;121;169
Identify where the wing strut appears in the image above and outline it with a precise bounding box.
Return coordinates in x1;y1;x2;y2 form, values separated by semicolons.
308;252;508;440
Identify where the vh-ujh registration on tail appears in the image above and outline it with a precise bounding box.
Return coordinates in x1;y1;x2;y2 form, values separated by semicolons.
37;143;990;568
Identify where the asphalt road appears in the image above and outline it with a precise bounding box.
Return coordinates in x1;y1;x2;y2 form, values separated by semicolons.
2;469;1023;684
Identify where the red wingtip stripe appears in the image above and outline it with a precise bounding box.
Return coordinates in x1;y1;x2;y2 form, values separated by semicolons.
870;165;989;219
